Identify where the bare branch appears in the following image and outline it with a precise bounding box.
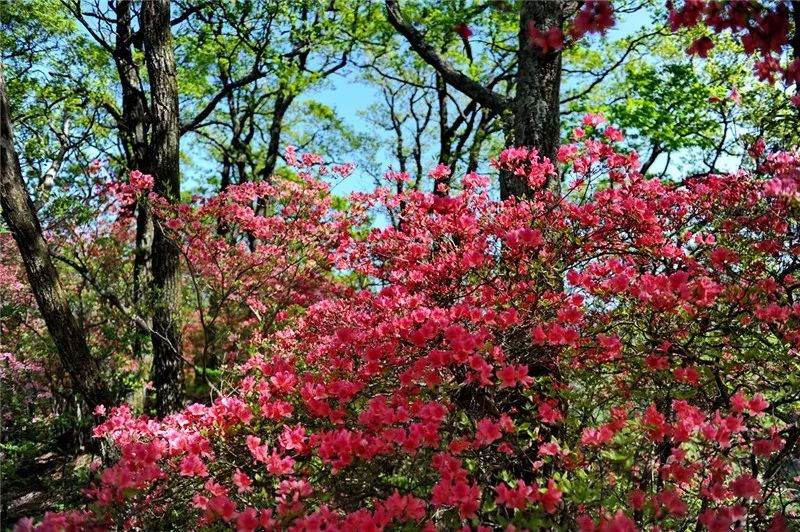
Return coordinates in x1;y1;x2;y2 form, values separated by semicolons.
181;68;267;135
561;30;663;105
384;0;509;113
36;118;70;205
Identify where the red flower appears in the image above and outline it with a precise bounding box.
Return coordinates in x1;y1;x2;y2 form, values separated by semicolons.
208;495;237;522
475;418;502;446
748;394;769;415
232;469;252;493
454;23;473;40
731;475;761;499
540;480;563;514
179;454;208;478
528;23;563;54
236;507;259;532
686;36;714;58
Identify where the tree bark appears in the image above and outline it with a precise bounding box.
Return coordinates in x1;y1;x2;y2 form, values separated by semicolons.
260;90;294;185
507;0;564;199
114;1;149;172
792;2;800;94
434;73;452;195
0;69;113;410
251;89;294;248
113;0;153;367
141;0;184;416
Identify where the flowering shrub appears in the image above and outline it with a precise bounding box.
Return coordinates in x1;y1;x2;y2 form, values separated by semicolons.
31;159;364;391
1;235;59;461
146;161;362;372
17;120;800;531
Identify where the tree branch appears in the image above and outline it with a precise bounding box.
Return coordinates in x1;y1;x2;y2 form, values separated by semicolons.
384;0;509;113
561;30;662;105
180;68;267;134
36;118;71;206
52;253;150;333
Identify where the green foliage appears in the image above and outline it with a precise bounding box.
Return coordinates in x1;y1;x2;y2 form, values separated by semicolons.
609;62;721;152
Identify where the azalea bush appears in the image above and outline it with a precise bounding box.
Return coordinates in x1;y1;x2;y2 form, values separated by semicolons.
0;234;86;488
15;116;800;531
146;153;363;381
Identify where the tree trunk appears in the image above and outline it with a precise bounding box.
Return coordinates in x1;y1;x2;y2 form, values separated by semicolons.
434;73;452;195
792;2;800;95
113;0;153;373
260;90;294;185
505;0;564;199
251;90;293;249
514;0;566;254
141;0;184;416
0;69;113;410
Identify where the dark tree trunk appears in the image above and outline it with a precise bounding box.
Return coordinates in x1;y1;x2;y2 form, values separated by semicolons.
114;0;149;171
0;70;114;410
792;2;800;94
251;90;294;248
434;73;452;195
113;0;153;366
505;0;564;199
141;0;184;416
260;91;294;185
